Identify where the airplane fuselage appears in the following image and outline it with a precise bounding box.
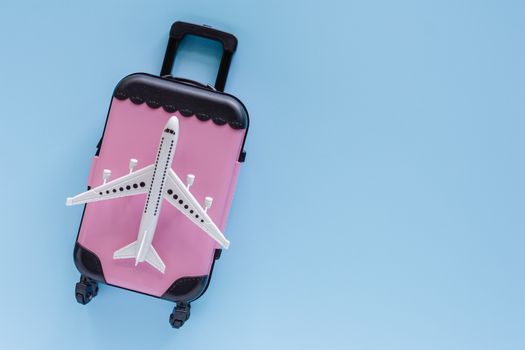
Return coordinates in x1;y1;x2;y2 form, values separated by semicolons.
135;119;179;264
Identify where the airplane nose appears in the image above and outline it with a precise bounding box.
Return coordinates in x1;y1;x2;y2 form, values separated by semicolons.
166;116;179;131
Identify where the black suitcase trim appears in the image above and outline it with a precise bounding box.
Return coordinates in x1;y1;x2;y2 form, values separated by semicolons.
161;275;208;302
113;73;249;130
74;241;211;303
74;242;106;282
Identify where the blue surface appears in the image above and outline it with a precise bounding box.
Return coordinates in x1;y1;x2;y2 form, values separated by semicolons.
0;1;523;349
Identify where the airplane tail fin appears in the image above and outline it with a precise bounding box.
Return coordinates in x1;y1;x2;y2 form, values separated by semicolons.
113;240;166;273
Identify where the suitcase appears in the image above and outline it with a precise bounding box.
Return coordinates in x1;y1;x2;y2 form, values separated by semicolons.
67;21;249;329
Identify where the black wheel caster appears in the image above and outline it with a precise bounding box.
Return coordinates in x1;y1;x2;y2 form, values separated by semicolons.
169;302;191;329
75;275;99;305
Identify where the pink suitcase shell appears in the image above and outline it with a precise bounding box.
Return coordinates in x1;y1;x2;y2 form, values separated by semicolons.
71;22;249;329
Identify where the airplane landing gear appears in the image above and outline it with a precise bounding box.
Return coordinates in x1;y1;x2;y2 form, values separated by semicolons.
75;275;99;305
169;302;191;328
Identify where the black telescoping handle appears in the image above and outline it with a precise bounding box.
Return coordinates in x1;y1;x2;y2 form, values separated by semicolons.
160;21;238;92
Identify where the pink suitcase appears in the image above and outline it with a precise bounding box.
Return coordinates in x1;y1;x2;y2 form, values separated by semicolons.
69;22;249;328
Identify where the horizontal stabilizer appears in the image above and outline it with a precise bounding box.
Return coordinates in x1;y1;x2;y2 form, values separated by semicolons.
113;241;138;259
112;240;165;273
145;245;166;273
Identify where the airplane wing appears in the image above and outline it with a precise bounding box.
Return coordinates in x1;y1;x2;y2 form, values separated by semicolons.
66;165;154;206
164;169;230;248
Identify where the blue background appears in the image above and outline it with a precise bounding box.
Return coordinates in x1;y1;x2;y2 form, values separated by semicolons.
0;0;523;349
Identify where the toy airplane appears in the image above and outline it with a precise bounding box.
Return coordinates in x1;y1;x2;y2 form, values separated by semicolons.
66;116;229;273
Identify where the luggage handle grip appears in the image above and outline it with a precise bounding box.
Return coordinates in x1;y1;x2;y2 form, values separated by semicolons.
160;21;238;92
170;22;237;53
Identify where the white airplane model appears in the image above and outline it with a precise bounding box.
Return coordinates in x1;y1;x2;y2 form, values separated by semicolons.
66;116;229;273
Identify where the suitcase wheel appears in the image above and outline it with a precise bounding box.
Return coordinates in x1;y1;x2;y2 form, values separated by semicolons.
75;275;99;305
169;302;191;329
